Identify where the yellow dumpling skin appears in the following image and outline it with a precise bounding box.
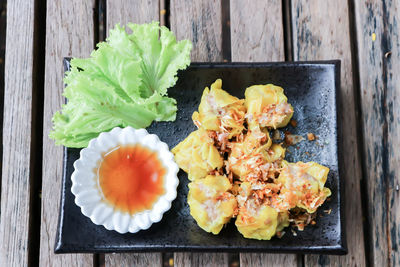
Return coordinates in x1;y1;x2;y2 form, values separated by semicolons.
264;143;286;163
188;175;237;234
235;200;279;240
172;129;223;181
276;161;331;213
276;211;290;232
234;182;289;240
192;79;246;138
228;129;272;179
245;84;294;130
228;130;285;182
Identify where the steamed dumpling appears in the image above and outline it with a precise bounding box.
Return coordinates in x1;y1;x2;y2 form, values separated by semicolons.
228;129;284;182
172;129;223;181
188;175;237;234
276;161;331;213
228;128;272;179
235;183;289;240
245;84;293;130
236;199;287;240
192;79;246;138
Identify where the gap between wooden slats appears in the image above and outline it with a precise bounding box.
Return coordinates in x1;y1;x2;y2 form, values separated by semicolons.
291;0;366;266
0;0;6;201
28;0;46;265
0;1;5;257
347;1;371;266
0;7;6;262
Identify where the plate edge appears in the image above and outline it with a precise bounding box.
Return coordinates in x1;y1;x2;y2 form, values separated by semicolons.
333;60;348;255
54;146;69;253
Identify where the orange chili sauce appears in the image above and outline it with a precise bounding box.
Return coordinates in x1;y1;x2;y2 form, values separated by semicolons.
97;144;166;214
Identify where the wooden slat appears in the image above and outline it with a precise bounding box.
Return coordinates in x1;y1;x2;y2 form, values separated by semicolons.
0;0;35;265
174;253;228;267
40;1;95;266
240;253;298;267
170;0;227;265
230;0;284;62
291;1;366;266
105;1;162;266
107;0;159;34
230;1;297;265
170;0;223;62
385;2;400;265
105;253;162;267
354;0;400;266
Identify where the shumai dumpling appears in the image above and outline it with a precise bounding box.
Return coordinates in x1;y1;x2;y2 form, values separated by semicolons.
229;130;284;182
192;79;246;138
245;84;293;130
235;198;287;240
235;183;289;240
228;128;272;179
188;175;237;234
172;129;223;181
276;161;331;213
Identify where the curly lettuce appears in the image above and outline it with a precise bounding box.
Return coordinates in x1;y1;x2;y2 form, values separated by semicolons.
50;22;192;147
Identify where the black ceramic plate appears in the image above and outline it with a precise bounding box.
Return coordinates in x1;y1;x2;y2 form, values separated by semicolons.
55;59;346;254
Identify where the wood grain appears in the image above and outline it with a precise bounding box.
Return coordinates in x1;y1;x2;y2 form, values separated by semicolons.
174;253;228;267
291;1;366;266
0;0;35;265
385;2;400;266
107;0;159;34
105;1;162;266
170;0;223;62
40;1;95;266
230;1;296;266
240;253;298;267
105;253;162;267
170;0;228;265
354;0;400;266
230;0;284;62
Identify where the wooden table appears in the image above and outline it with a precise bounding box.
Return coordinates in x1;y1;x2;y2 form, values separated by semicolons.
0;0;398;266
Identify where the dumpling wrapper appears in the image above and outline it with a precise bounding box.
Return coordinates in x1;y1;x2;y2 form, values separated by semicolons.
264;143;286;163
192;79;246;138
276;161;331;213
172;128;223;181
235;198;289;240
245;84;293;130
188;175;237;234
235;182;289;240
228;129;272;179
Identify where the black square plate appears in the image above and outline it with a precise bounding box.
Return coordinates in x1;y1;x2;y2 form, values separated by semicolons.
55;59;346;254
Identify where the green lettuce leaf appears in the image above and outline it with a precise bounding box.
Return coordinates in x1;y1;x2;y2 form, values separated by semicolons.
50;21;192;147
